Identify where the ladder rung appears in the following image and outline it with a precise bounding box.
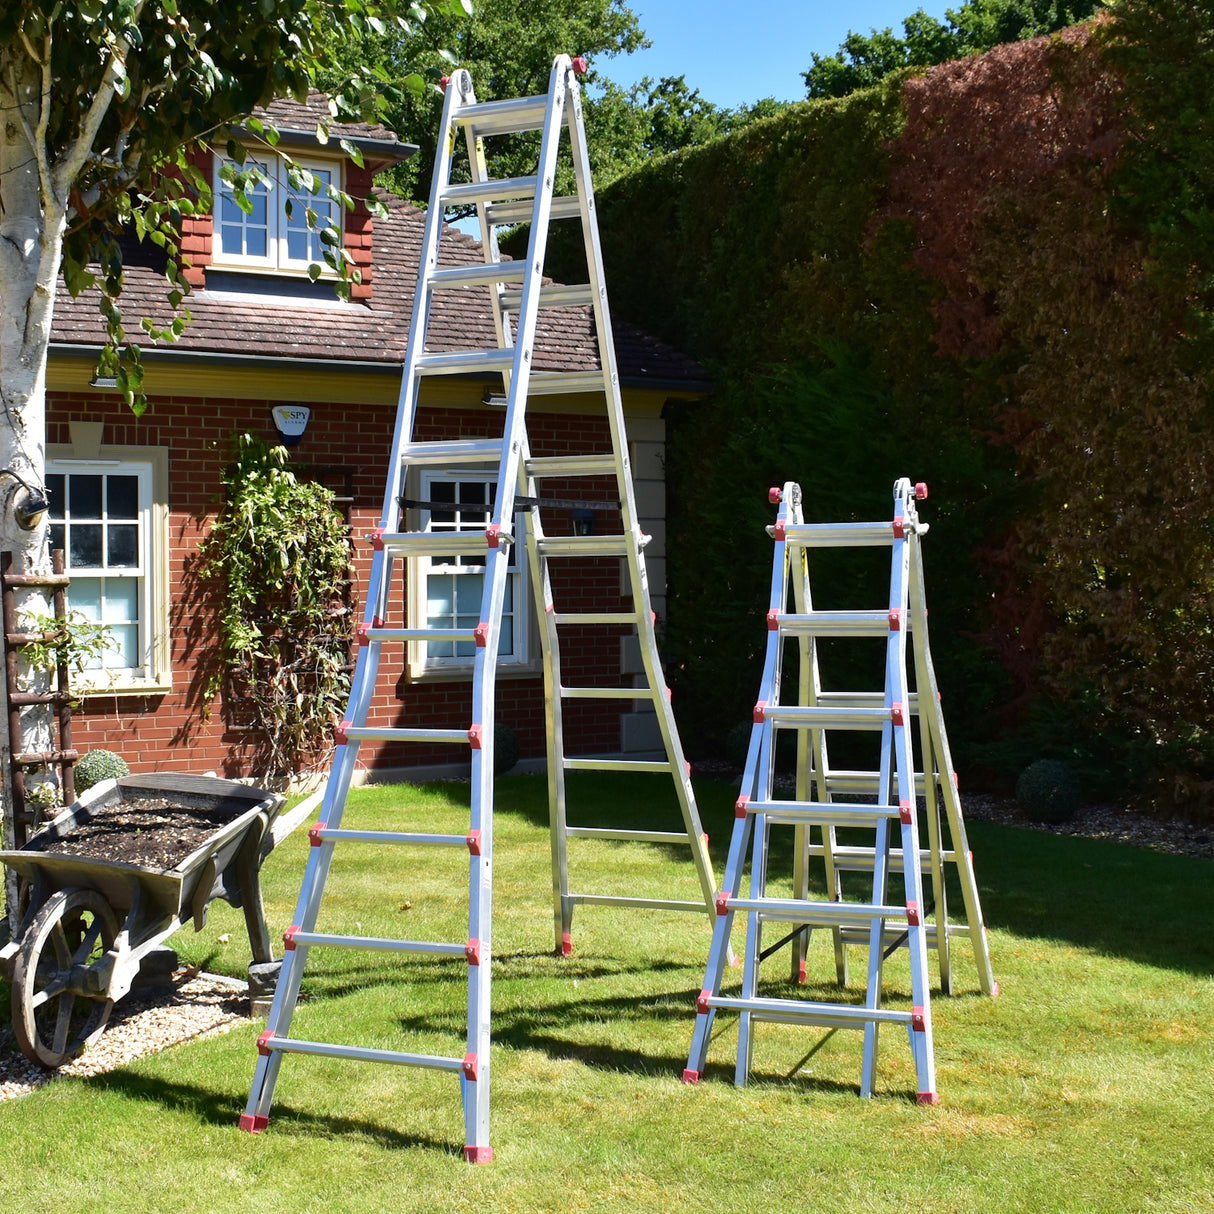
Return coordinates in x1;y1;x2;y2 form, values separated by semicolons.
816;692;922;711
564;758;674;774
565;827;691;845
527;370;606;396
313;827;469;848
743;799;901;827
485;195;582;226
438;174;538;208
726;896;904;927
764;705;891;731
289;930;466;957
553;612;639;626
428;262;526;291
537;534;634;558
416;349;516;377
500;283;596;311
358;626;477;646
526;454;617;478
371;532;510;560
561;685;653;701
401;439;505;466
824;770;929;795
778;611;895;638
774;522;896;549
259;1035;465;1071
454;94;549;135
701;994;914;1031
805;844;958;874
835;922;964;948
339;724;471;746
569;894;708;913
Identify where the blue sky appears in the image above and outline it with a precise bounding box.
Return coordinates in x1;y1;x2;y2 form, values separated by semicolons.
597;0;954;109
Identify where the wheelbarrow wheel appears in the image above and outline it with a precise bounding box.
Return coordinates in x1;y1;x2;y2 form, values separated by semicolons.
11;888;119;1068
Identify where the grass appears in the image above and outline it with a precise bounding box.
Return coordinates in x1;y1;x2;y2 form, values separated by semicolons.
1;773;1211;1213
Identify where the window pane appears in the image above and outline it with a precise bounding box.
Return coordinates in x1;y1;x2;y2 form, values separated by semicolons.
287;228;308;262
69;582;102;622
107;524;139;568
47;475;64;519
107;476;138;518
427;577;453;619
246;228;268;258
107;624;139;669
70;524;103;568
102;577;139;624
455;574;483;615
49;523;65;554
70;476;103;518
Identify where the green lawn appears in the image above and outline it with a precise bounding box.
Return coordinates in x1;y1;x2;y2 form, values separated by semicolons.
1;774;1211;1213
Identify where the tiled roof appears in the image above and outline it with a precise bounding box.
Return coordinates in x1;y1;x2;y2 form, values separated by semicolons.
50;192;709;389
249;94;410;161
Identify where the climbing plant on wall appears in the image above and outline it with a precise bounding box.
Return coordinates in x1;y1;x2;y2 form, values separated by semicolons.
196;434;353;782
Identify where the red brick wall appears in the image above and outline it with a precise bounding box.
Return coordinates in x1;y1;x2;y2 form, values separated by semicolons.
48;395;632;778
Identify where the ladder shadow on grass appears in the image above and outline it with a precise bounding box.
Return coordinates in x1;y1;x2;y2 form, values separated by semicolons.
85;1069;464;1153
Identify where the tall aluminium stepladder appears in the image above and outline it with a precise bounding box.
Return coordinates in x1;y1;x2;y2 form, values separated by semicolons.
684;479;997;1103
242;55;720;1163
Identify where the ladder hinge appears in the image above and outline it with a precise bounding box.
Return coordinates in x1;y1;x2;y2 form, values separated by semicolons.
893;516;906;539
773;520;787;542
768;486;782;504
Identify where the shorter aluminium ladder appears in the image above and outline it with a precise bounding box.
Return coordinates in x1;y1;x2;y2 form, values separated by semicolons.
684;479;997;1102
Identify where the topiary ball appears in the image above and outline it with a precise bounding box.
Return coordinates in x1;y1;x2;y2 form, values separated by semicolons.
75;749;130;795
1015;759;1081;824
494;723;520;776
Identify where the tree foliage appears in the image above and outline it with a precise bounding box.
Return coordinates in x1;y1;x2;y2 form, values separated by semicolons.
804;0;1105;98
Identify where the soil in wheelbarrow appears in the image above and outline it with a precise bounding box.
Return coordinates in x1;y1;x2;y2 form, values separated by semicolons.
33;798;247;872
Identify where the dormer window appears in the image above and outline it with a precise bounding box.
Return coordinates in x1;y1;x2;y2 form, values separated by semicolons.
213;152;339;274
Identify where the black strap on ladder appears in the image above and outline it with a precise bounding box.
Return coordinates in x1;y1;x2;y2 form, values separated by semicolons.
242;54;720;1163
684;479;997;1102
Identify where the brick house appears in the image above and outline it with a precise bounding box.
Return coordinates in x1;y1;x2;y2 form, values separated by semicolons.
43;97;708;781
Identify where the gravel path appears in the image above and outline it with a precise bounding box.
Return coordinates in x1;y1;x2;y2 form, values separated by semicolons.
0;969;250;1101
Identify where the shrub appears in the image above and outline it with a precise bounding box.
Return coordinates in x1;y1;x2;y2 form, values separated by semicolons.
75;750;130;795
1016;759;1081;823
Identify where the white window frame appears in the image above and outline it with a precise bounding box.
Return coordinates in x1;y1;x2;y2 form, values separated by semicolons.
45;446;172;695
212;150;341;275
405;470;535;681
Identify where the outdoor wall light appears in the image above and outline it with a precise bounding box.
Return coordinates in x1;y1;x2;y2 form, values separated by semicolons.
0;469;49;530
571;508;595;537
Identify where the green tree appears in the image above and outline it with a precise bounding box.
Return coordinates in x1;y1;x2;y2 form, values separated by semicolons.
804;0;1104;98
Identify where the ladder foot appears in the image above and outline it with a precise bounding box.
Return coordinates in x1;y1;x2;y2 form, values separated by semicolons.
990;981;1000;998
797;959;807;984
238;1113;269;1134
463;1145;495;1165
917;1090;939;1106
682;1068;701;1085
560;931;572;957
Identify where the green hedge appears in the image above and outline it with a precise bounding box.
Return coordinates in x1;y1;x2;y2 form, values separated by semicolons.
547;4;1214;814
